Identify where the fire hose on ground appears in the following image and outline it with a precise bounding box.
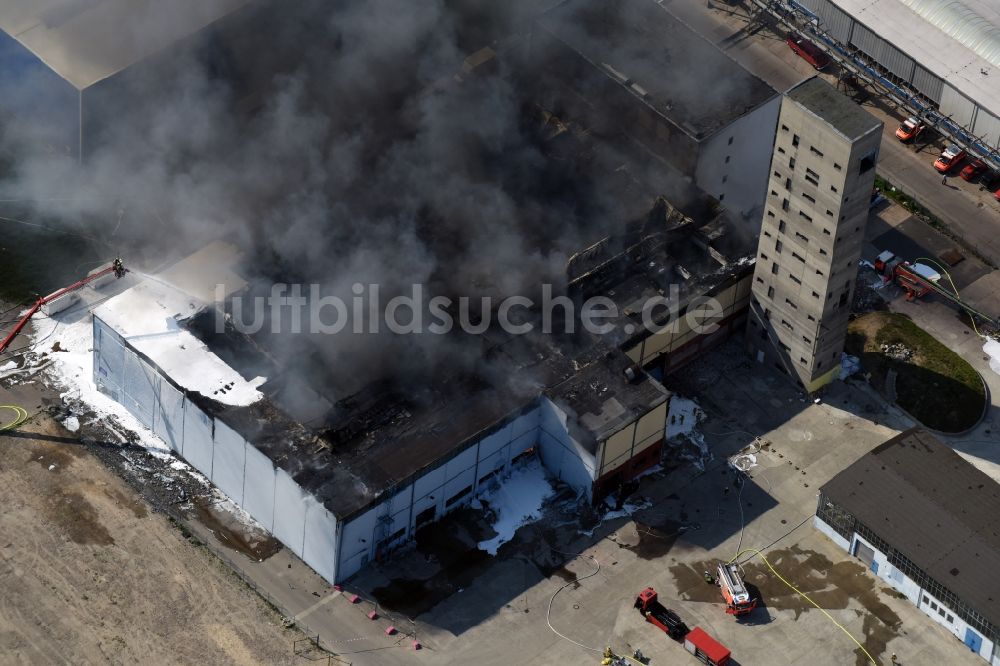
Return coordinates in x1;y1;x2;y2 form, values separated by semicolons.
0;405;29;432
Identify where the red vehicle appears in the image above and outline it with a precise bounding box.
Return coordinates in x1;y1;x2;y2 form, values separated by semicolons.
635;587;689;639
934;144;965;173
960;158;987;182
786;35;831;70
895;116;925;142
684;627;731;665
873;250;939;300
717;563;757;616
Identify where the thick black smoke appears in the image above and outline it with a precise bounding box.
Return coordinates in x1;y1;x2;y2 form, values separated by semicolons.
0;0;714;403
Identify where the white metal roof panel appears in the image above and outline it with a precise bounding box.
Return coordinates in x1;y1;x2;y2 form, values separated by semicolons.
832;0;1000;117
898;0;1000;66
0;0;250;90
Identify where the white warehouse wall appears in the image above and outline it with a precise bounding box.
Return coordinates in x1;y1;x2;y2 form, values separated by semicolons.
851;534;922;605
813;515;851;552
92;315;339;583
537;397;597;492
336;405;548;580
696;94;781;224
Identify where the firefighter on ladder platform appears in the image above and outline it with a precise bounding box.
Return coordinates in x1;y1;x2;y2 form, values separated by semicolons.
0;258;128;357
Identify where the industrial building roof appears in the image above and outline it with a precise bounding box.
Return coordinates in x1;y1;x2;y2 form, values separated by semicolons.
821;428;1000;630
0;0;250;90
537;0;778;140
94;242;263;407
897;0;1000;68
829;0;1000;117
786;77;882;141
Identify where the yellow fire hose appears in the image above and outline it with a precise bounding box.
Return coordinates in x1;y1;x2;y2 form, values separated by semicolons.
0;405;29;431
729;548;879;665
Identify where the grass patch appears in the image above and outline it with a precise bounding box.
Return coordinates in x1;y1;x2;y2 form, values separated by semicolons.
846;311;984;432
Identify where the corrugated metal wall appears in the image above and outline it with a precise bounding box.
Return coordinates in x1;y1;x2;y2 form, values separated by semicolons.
940;83;978;127
973;108;1000;147
848;21;882;61
912;64;944;102
93;315;340;583
800;0;855;44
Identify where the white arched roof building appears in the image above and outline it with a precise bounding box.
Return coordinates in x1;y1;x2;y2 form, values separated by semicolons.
799;0;1000;151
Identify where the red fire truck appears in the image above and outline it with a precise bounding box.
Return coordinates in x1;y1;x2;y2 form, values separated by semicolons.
634;587;689;639
873;250;939;300
717;563;757;616
684;627;732;665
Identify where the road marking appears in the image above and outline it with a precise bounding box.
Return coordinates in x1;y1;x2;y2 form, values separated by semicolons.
294;589;342;622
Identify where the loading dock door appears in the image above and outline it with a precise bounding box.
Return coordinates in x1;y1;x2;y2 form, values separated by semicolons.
964;628;982;654
855;540;875;571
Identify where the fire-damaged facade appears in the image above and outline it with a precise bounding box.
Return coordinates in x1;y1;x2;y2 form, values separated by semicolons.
569;197;756;376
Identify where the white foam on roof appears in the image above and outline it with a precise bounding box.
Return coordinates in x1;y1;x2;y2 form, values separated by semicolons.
832;0;1000;117
0;0;250;90
94;241;264;407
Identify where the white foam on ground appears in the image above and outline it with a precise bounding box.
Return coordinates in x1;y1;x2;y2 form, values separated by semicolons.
29;312;170;455
1;361;16;372
984;338;1000;376
477;457;554;555
62;415;79;432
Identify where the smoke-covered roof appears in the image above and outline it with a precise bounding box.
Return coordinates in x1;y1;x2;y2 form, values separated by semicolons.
537;0;778;140
0;0;250;90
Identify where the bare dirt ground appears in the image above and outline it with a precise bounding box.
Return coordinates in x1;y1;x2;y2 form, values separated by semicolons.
0;416;301;666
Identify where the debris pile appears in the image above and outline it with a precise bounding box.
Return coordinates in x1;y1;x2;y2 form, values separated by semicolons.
852;269;887;313
880;343;914;362
666;396;710;471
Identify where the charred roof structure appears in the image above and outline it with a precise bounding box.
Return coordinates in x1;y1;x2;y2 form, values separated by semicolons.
816;429;1000;662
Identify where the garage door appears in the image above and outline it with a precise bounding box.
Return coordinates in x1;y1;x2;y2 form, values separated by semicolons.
855;540;875;570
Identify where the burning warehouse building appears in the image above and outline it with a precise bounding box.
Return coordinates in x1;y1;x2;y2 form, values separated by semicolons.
89;183;755;584
90;242;673;582
13;0;759;586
